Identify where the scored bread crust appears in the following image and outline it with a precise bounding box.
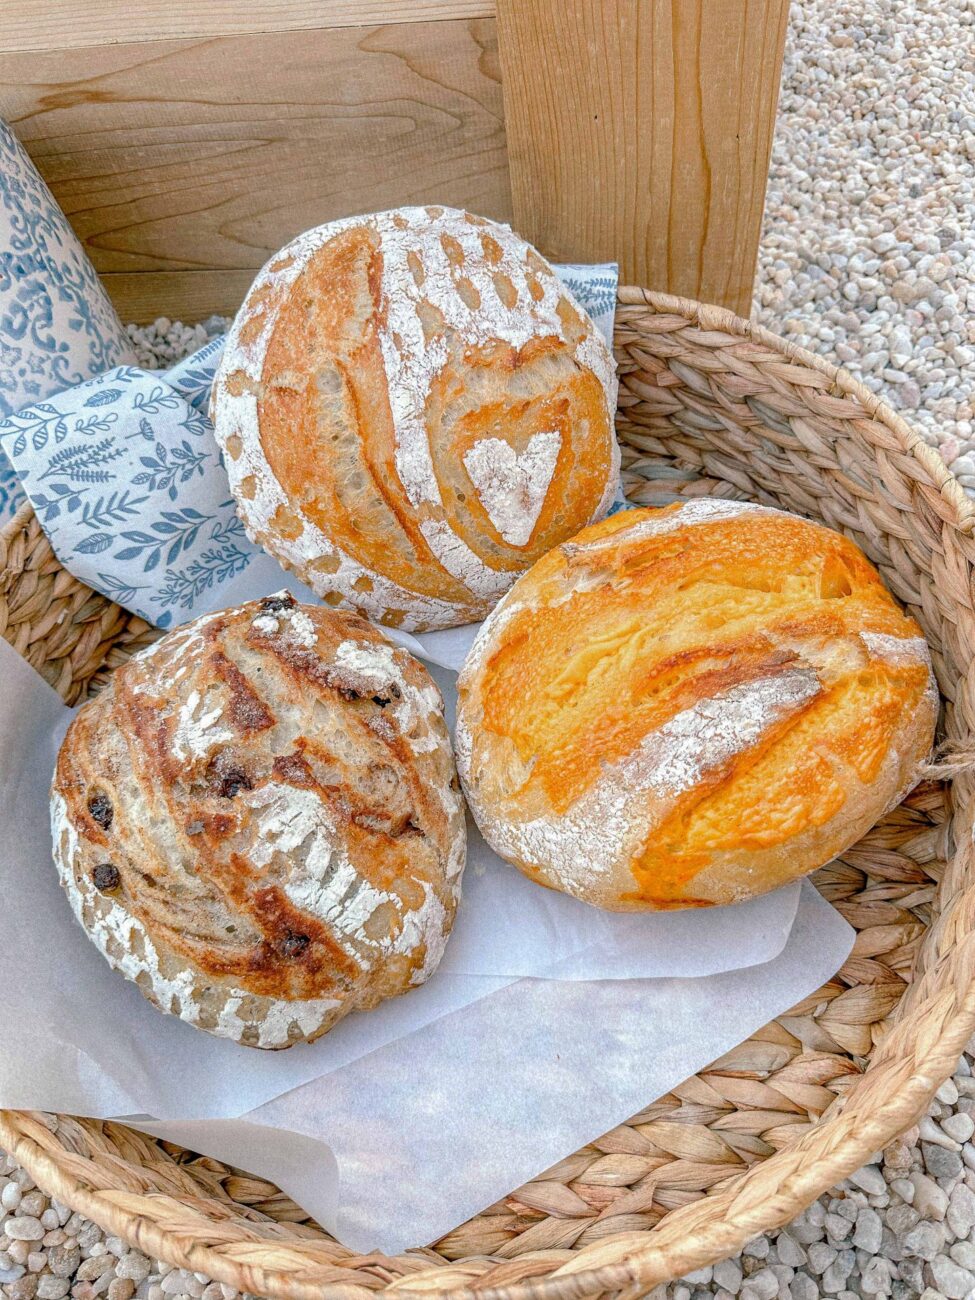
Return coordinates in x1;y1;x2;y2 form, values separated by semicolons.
210;205;619;631
456;500;939;912
51;597;466;1048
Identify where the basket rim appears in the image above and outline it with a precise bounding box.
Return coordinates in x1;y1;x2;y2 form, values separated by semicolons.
1;285;973;1300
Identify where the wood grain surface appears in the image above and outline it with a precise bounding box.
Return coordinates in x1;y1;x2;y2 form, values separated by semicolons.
496;0;790;314
3;1;496;51
0;20;511;321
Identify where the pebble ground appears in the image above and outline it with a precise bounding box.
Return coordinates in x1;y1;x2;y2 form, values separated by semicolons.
5;0;974;1296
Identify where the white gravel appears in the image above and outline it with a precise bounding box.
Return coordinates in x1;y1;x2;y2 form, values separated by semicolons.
4;0;973;1296
755;0;975;493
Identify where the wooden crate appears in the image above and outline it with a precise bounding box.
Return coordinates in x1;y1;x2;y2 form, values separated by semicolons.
0;0;790;322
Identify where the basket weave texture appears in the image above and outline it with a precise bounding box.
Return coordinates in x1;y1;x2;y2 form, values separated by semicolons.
0;288;973;1300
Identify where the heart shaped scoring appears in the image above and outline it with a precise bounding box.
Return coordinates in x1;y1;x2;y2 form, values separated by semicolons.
462;430;563;548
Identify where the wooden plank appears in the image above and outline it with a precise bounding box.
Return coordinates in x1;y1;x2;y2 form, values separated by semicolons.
100;271;257;324
0;19;511;322
495;0;790;315
1;0;497;53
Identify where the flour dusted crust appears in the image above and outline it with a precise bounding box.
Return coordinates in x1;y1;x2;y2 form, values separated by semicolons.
51;596;466;1048
456;501;939;911
210;206;619;631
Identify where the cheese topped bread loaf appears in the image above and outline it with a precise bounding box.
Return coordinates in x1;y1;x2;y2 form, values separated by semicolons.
211;206;619;631
51;595;466;1047
456;500;938;911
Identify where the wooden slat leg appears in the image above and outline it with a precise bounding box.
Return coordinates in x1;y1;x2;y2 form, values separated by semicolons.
495;0;791;315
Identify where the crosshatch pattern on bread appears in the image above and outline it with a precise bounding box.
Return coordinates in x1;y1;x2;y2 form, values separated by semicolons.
457;500;938;912
51;596;466;1049
210;206;620;631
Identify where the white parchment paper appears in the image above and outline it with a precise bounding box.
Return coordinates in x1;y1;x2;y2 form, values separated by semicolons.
0;632;854;1252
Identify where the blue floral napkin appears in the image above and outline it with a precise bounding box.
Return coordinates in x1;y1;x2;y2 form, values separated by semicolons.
0;121;134;519
0;263;619;629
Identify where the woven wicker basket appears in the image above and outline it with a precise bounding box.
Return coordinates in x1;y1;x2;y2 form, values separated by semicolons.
1;287;973;1299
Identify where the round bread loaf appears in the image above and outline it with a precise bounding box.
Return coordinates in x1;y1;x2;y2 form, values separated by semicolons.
456;500;938;911
210;205;619;631
51;595;466;1048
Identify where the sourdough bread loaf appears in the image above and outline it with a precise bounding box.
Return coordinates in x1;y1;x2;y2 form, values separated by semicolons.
51;595;466;1047
456;500;938;911
211;206;619;631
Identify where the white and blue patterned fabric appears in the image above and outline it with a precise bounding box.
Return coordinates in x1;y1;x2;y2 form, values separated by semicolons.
0;121;134;519
0;263;620;629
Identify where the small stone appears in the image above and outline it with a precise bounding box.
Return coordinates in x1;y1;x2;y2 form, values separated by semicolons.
791;1274;819;1300
911;1171;949;1220
681;1267;712;1285
860;1257;891;1295
25;1255;44;1274
853;1207;883;1254
743;1237;770;1261
821;1262;850;1293
831;1198;859;1223
884;1139;915;1173
898;1257;926;1292
75;1224;103;1251
742;1267;779;1300
886;1203;920;1236
6;1275;38;1300
76;1258;113;1283
950;1239;975;1271
775;1233;807;1267
713;1257;743;1292
847;1166;887;1197
37;1278;70;1300
114;1257;150;1285
17;1196;46;1221
920;1116;960;1150
921;1141;963;1179
925;1255;975;1299
4;1219;44;1243
937;1078;960;1105
1;1185;22;1212
107;1282;135;1300
807;1243;838;1275
790;1206;828;1245
0;1267;26;1285
903;1219;946;1262
45;1246;80;1278
947;1180;975;1237
160;1272;197;1297
825;1213;852;1241
942;1112;975;1143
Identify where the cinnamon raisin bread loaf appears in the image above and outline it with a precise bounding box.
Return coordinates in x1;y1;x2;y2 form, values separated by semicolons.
52;595;466;1047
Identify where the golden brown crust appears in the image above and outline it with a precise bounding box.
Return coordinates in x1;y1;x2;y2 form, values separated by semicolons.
211;206;619;631
51;596;466;1047
456;500;938;911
